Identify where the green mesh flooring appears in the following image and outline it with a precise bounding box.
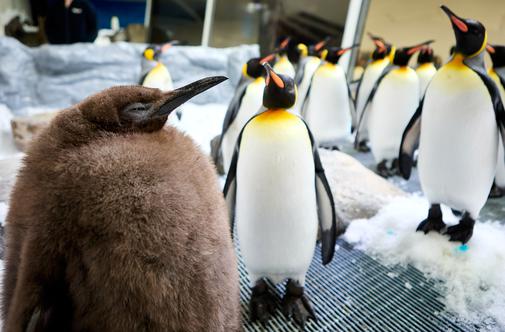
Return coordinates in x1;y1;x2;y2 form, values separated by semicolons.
237;240;484;331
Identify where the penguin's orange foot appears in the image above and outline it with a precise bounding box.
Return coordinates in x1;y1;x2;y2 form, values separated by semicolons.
417;204;445;234
249;280;276;324
445;213;475;244
281;280;316;328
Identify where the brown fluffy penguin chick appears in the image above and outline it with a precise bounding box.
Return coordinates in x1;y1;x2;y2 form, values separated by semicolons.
2;77;242;332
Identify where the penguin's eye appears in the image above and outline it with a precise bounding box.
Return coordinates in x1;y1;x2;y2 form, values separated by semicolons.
120;102;153;125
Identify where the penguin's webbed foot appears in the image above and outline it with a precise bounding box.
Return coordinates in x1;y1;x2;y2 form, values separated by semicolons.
281;280;316;328
489;182;505;199
376;160;391;178
356;141;370;153
444;213;475;244
249;280;276;324
417;204;446;234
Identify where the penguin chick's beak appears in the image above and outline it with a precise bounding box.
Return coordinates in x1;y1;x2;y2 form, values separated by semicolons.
337;44;360;55
154;76;228;117
441;5;468;33
486;44;496;54
406;40;435;55
262;63;284;88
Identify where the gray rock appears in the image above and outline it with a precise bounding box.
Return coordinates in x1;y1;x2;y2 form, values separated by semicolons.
319;149;407;225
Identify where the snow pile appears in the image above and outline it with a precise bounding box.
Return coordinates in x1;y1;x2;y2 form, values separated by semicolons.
344;195;505;327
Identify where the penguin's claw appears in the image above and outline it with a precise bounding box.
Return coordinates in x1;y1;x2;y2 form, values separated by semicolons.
444;213;475;244
249;283;276;324
281;294;316;328
445;223;474;243
281;280;316;328
416;218;446;234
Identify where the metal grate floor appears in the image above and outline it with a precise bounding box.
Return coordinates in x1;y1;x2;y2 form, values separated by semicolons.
237;240;481;332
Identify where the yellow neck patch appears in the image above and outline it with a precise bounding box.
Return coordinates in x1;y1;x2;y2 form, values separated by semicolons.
446;53;466;69
255;109;298;123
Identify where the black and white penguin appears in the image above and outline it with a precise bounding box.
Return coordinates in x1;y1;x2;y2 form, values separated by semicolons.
356;40;433;177
354;33;395;152
486;44;505;198
216;54;275;174
416;46;437;97
291;38;330;115
224;63;342;326
399;6;505;243
302;45;358;148
273;37;296;78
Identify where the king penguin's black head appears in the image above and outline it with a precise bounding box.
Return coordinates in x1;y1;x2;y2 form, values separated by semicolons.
262;63;296;109
486;44;505;69
393;40;434;66
324;45;359;64
441;5;486;57
417;46;434;64
368;33;392;61
308;37;331;57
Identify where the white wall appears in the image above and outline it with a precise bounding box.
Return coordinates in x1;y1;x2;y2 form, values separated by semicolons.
361;0;505;64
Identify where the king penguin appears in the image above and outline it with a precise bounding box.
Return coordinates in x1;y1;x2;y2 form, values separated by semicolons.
273;37;296;78
356;40;433;177
224;63;342;326
416;46;438;98
302;45;358;149
399;6;505;243
354;33;395;152
291;38;330;115
140;41;179;124
486;44;505;198
216;54;274;174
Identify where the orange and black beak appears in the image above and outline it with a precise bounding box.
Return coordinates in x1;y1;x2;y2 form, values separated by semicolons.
406;40;434;56
368;33;387;53
337;44;360;56
161;40;179;53
486;44;496;54
441;5;487;57
262;63;284;88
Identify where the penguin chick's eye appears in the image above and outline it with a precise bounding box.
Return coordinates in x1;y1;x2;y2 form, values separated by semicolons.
120;102;152;125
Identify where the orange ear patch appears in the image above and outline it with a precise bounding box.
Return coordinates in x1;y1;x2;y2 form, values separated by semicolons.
451;15;468;32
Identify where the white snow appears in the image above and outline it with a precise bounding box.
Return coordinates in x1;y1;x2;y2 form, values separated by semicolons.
0;201;7;226
344;195;505;328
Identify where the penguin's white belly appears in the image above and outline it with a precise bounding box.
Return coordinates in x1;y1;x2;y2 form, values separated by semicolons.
305;65;351;143
416;64;437;98
292;57;320;115
490;71;505;187
222;81;264;172
368;68;419;161
356;59;388;121
418;65;497;217
236;114;318;285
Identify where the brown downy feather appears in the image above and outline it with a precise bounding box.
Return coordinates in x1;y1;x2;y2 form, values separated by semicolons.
2;83;241;331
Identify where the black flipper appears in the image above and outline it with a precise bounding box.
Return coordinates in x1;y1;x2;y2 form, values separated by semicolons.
398;97;424;179
354;65;395;147
302;120;343;265
464;56;505;164
223;112;263;237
